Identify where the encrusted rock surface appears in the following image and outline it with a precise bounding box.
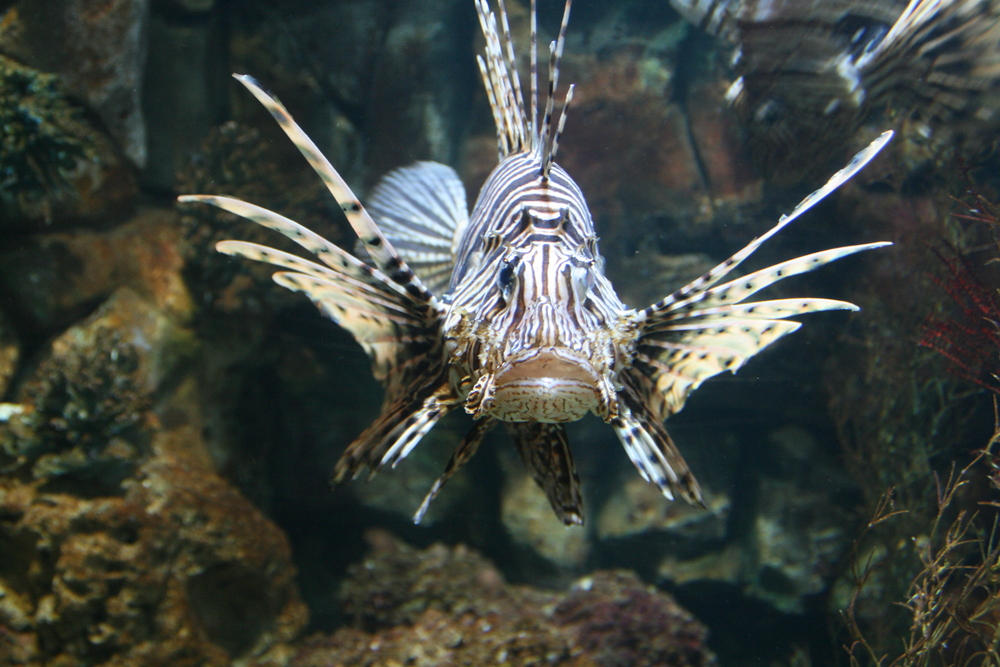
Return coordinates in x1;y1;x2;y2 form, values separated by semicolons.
0;225;308;664
1;0;149;168
292;530;716;667
0;55;136;230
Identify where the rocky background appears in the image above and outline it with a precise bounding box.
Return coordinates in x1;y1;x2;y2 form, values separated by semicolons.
0;0;998;665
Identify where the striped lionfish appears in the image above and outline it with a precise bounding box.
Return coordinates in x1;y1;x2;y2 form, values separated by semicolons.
180;0;891;526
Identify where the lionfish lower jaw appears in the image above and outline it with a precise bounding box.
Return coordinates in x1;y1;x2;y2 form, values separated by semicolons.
468;347;605;423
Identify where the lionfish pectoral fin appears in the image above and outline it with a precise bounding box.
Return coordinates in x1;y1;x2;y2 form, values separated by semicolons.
333;375;459;483
506;422;584;526
612;375;704;507
413;417;497;524
364;161;470;295
230;74;436;304
638;131;892;318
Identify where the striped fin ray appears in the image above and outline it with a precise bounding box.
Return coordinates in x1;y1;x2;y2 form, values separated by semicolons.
333;378;459;482
178;195;389;285
637;131;893;320
507;421;584;525
366;161;470;295
540;0;573;178
612;372;704;506
231;74;435;304
643;243;890;332
476;0;530;156
413;418;497;524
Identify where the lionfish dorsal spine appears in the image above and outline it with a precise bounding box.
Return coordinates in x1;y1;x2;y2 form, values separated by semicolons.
539;0;573;178
476;0;574;176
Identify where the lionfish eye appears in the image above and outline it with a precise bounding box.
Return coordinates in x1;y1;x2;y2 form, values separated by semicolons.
497;257;519;297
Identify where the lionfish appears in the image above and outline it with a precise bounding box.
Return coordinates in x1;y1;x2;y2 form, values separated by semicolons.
180;0;892;525
670;0;1000;173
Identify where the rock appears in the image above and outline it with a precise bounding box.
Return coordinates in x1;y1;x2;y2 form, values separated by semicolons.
0;54;137;230
500;455;590;569
741;425;856;613
298;530;716;667
0;208;193;337
1;0;150;168
142;4;228;191
597;477;729;545
0;289;307;665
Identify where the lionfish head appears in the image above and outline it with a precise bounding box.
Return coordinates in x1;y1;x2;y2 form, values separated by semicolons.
456;159;627;424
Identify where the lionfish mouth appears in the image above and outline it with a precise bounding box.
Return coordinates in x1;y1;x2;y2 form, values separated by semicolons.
490;347;601;423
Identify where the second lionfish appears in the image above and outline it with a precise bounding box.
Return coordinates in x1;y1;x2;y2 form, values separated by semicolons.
180;0;892;525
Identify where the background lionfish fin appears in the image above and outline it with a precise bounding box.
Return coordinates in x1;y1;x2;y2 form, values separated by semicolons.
231;74;436;304
849;0;1000;120
638;131;892;318
334;377;458;482
366;161;470;295
413;418;497;524
506;422;584;525
612;376;704;507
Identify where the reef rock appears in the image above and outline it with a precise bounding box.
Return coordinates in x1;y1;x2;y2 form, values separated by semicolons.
0;259;306;665
0;55;136;230
294;530;716;667
1;0;149;167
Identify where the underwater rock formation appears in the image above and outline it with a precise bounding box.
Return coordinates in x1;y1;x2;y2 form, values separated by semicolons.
0;212;307;664
0;55;136;230
293;530;716;667
0;0;150;168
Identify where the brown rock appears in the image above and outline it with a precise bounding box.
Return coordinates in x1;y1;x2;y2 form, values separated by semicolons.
2;0;149;167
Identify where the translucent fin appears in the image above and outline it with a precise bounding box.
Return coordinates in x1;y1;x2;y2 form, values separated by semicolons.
366;161;470;295
506;421;584;525
413;418;497;524
611;374;704;507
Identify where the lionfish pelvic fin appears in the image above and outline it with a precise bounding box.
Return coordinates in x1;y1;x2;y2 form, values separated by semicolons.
507;421;585;525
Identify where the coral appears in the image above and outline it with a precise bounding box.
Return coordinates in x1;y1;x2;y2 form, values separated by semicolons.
920;248;1000;395
294;530;716;667
0;55;90;221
